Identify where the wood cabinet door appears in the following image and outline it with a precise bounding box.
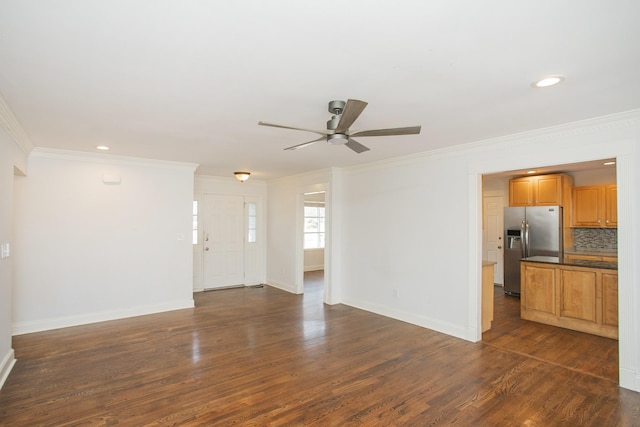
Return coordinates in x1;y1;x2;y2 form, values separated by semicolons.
509;178;533;206
604;185;617;227
522;264;556;315
571;186;602;227
559;269;597;322
602;272;618;327
535;175;562;205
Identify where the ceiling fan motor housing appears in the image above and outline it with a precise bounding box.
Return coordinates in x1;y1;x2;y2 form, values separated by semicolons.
328;133;348;145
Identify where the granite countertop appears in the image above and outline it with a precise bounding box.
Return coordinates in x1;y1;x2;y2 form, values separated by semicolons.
522;255;617;270
564;247;618;258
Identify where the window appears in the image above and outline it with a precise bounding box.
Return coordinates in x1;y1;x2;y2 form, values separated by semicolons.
192;201;198;244
304;204;325;249
247;202;257;243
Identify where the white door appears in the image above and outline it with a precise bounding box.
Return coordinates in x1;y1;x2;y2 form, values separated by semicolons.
203;194;245;289
483;195;504;285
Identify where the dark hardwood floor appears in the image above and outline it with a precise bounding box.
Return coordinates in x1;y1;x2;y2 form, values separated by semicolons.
1;273;639;426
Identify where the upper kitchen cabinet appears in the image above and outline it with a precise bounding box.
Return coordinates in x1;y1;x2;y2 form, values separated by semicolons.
509;174;573;207
571;184;617;228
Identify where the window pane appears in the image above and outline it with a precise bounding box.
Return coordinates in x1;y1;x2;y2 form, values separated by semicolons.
248;217;256;229
304;233;318;249
304;218;318;232
248;202;256;216
318;218;325;233
248;229;256;243
304;206;318;217
319;233;325;248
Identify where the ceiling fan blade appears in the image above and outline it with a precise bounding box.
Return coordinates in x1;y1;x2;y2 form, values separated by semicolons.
335;99;368;133
350;125;421;138
284;136;325;151
345;138;370;154
259;121;329;136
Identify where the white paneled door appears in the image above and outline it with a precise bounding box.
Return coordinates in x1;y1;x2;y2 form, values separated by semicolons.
203;195;245;289
483;195;504;285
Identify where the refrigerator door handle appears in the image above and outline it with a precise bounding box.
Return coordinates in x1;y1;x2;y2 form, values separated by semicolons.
525;222;531;257
520;220;526;258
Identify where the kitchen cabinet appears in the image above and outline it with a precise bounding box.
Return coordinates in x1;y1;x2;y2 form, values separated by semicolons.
571;184;617;228
520;261;618;339
509;173;573;207
509;173;574;250
482;261;495;332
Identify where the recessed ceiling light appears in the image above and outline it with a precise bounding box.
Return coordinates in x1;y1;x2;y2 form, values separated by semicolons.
603;161;615;166
526;170;537;174
96;145;110;150
532;75;565;88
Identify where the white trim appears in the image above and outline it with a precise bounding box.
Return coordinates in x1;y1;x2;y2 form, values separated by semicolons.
0;349;16;390
12;299;195;335
0;94;33;156
341;297;468;340
304;264;324;272
266;280;298;294
31;147;198;172
345;109;640;178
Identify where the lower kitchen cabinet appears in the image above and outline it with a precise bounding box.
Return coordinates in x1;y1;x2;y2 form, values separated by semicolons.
521;261;618;339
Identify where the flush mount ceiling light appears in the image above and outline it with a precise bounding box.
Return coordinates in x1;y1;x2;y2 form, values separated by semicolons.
532;75;565;88
604;161;616;166
234;171;251;182
96;145;110;150
526;170;537;174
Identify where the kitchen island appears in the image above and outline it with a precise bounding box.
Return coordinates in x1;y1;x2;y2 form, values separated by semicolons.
520;256;618;339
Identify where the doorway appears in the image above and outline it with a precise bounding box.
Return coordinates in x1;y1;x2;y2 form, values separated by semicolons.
202;194;261;290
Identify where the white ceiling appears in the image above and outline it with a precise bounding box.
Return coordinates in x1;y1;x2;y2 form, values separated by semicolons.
1;1;639;180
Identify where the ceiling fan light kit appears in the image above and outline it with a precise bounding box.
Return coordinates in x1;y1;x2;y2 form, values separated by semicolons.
258;99;421;153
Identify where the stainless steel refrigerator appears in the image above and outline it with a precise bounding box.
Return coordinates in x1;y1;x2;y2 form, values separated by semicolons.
503;206;563;296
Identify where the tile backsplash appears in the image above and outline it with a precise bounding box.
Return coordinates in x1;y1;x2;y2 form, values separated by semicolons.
573;228;617;250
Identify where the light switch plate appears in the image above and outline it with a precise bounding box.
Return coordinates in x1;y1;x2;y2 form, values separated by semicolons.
0;243;9;259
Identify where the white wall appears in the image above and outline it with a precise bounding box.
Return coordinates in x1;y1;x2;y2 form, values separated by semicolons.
12;149;197;334
0;127;28;389
267;169;335;299
304;249;324;271
193;175;267;291
267;110;640;392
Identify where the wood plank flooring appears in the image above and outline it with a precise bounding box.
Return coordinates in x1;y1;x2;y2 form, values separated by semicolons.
1;273;639;426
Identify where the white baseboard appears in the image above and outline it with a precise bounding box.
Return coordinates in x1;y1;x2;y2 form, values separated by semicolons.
266;279;298;294
304;265;324;272
619;367;640;393
340;297;469;341
12;299;195;335
0;348;16;390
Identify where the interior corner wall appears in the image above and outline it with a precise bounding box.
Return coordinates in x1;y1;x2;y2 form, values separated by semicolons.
0;129;26;389
12;151;197;334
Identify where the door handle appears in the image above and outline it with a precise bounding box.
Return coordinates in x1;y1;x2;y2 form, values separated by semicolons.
498;246;502;249
205;247;209;251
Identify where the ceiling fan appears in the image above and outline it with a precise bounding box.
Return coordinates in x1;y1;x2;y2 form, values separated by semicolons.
258;99;421;153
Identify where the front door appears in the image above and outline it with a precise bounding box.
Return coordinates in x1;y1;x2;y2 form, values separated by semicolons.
203;194;245;289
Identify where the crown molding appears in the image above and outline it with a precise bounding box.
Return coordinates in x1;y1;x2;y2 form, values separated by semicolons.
345;108;640;176
30;147;199;172
0;93;34;155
